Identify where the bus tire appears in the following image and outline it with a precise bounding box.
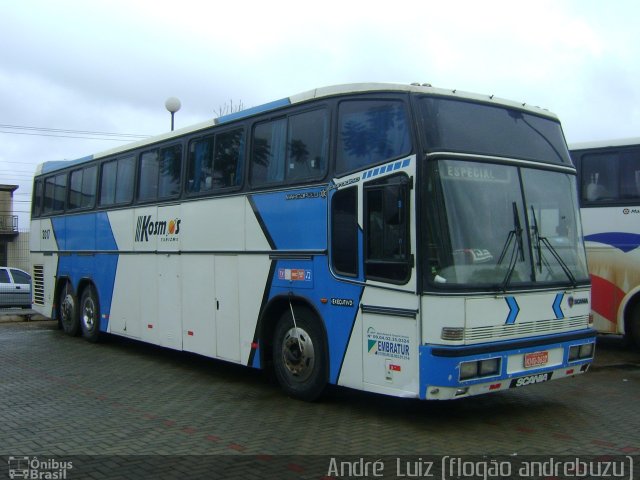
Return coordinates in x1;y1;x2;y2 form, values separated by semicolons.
80;285;101;343
59;283;80;336
272;307;328;401
628;304;640;348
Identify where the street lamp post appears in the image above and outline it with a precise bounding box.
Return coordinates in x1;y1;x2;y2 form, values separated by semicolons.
165;97;181;131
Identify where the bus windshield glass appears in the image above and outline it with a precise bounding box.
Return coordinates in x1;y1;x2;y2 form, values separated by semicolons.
423;160;590;290
419;97;571;165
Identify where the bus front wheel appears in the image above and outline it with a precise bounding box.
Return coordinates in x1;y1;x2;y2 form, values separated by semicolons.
80;286;101;343
272;308;328;401
59;283;80;336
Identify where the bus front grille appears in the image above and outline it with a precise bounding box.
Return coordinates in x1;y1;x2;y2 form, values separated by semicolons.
465;316;591;342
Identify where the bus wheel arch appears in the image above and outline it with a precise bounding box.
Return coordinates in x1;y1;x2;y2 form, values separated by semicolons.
57;278;80;336
260;297;329;401
78;280;101;343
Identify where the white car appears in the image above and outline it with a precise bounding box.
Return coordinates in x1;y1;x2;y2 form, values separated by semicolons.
0;267;32;308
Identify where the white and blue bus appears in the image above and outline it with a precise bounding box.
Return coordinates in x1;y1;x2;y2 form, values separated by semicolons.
30;83;595;401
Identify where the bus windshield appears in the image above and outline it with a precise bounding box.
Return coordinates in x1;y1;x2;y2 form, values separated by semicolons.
423;160;590;290
419;97;571;165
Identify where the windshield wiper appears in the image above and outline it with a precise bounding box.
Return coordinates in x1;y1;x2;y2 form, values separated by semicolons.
529;205;577;287
497;202;524;291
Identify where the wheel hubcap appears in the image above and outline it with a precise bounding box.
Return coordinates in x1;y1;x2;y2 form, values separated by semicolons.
281;327;315;381
61;294;74;322
82;298;96;331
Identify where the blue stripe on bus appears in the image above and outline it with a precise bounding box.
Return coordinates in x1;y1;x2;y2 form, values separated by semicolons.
216;98;291;124
52;213;119;332
41;155;94;174
249;189;327;250
584;232;640;253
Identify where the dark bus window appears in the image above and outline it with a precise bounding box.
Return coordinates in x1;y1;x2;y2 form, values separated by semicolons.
580;149;640;203
187;136;214;194
138;150;159;202
331;186;358;277
158;145;182;198
337;100;411;174
100;160;117;206
214;128;244;188
364;174;411;283
68;165;97;210
100;156;135;206
251;109;328;187
187;128;244;195
139;145;182;201
251;119;287;185
115;156;135;204
32;179;43;217
287;109;328;181
44;173;67;214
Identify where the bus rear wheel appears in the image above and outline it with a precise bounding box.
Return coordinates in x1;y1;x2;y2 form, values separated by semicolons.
628;304;640;348
273;308;327;401
59;283;80;336
80;285;101;343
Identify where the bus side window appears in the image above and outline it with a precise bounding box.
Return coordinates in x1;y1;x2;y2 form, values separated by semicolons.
187;137;214;194
43;177;55;214
287;109;328;181
158;144;182;198
620;150;640;200
336;99;411;174
331;186;358;277
32;179;43;217
364;174;412;284
214;128;244;188
581;153;617;202
115;156;135;204
68;165;97;210
100;156;135;206
138;150;160;202
100;160;117;206
251;119;287;186
46;173;67;213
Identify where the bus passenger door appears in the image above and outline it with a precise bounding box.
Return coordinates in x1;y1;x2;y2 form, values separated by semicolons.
360;166;419;395
329;157;419;395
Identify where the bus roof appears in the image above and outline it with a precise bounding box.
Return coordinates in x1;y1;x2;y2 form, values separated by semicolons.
569;137;640;152
36;82;559;176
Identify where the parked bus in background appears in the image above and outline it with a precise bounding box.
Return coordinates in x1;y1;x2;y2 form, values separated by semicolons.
30;83;595;401
570;138;640;346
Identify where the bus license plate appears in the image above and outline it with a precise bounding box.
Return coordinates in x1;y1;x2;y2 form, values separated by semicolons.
524;351;549;368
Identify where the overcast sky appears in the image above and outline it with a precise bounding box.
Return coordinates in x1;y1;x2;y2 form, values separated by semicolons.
2;0;639;227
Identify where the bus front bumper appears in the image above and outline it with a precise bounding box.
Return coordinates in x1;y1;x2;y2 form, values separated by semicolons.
420;330;595;400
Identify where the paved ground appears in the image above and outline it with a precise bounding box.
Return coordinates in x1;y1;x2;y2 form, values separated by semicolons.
0;318;638;479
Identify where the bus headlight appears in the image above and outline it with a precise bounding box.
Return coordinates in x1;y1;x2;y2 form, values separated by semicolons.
479;358;500;376
579;342;594;358
568;346;579;361
459;358;501;381
459;361;478;380
569;342;595;361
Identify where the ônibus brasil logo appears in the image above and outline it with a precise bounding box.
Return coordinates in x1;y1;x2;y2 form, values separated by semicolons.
135;215;181;242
